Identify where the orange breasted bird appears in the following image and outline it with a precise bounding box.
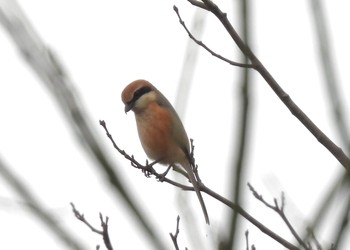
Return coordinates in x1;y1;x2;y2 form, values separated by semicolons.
121;79;210;224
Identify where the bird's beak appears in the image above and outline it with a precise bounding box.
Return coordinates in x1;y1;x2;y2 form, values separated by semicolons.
124;102;134;113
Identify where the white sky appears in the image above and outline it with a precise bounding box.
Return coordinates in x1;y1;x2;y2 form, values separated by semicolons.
0;0;349;249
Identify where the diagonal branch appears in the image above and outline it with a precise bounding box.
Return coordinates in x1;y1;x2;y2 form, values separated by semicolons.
99;120;191;189
248;183;309;250
101;120;299;250
179;0;350;171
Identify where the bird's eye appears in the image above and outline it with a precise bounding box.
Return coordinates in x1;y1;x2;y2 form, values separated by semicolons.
133;86;152;101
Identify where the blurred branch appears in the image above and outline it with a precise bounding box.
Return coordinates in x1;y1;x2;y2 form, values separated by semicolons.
100;120;299;250
302;173;350;245
309;0;350;153
175;8;206;116
0;157;86;250
0;2;165;250
226;0;253;249
174;10;207;248
176;0;350;171
332;191;350;249
302;0;350;245
70;203;113;250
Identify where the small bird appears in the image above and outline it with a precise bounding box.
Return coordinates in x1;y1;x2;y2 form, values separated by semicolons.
121;79;210;224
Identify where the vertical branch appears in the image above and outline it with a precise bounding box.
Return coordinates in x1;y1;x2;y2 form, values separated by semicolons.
225;0;252;249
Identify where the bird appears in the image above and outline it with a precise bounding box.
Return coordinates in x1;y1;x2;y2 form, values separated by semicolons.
121;79;210;224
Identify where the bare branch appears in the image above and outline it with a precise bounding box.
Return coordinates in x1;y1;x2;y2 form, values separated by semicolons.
169;216;182;250
99;120;192;190
70;203;114;250
173;5;254;68
180;0;350;171
99;213;113;250
187;0;208;10
101;120;299;250
248;183;309;250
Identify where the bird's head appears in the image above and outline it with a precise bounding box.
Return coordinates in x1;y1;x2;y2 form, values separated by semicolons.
121;79;157;113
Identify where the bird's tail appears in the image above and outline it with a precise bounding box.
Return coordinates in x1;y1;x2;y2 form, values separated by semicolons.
182;161;210;225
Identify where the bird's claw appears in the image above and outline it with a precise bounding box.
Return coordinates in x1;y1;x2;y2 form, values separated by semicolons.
157;165;172;182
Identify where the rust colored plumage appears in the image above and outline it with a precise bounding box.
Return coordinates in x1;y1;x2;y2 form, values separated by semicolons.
121;79;210;224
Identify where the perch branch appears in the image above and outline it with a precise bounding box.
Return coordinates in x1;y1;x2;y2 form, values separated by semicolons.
100;120;299;250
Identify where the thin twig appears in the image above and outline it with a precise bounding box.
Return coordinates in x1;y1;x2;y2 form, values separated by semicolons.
169;216;182;250
245;230;250;250
99;213;113;250
99;120;190;189
248;183;308;250
173;6;254;68
70;203;114;250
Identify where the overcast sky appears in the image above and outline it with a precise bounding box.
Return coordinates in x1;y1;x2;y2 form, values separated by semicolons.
0;1;350;249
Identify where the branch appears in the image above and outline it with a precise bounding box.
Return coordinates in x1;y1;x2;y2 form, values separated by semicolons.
309;0;350;152
187;0;208;10
71;203;114;250
248;183;309;250
227;0;252;248
173;6;254;68
100;120;299;250
0;2;165;249
245;230;256;250
99;120;191;189
169;216;182;250
179;0;350;171
332;192;350;249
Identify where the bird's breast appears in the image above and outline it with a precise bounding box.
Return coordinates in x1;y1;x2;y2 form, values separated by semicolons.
135;102;176;163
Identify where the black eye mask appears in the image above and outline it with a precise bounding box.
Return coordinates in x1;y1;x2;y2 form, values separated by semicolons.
125;86;152;112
